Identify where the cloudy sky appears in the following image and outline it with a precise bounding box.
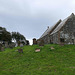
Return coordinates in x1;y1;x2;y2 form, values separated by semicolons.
0;0;75;44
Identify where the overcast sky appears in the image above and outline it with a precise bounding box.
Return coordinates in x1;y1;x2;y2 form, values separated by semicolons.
0;0;75;44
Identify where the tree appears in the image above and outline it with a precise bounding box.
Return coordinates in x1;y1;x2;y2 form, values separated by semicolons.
26;40;30;45
0;27;12;43
11;32;26;44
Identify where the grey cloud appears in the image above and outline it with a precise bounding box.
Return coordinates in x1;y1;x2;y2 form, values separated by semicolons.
0;0;75;40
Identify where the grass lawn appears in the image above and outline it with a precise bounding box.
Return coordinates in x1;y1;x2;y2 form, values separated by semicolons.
0;44;75;75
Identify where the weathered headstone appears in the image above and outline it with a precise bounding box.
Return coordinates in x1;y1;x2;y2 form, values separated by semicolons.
50;46;55;50
9;43;15;48
1;47;4;51
60;43;64;46
18;41;21;46
5;42;8;48
35;48;40;52
0;44;2;51
33;38;37;45
20;43;23;47
0;44;4;51
15;43;18;47
18;49;23;53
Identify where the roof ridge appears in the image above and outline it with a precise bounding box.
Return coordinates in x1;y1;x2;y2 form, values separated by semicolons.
69;13;74;18
40;19;62;39
51;13;74;35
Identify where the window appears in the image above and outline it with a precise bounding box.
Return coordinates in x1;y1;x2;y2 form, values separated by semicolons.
72;39;74;44
60;38;64;42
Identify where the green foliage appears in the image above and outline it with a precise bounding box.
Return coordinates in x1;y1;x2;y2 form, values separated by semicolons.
0;27;27;44
0;27;11;43
26;40;29;45
12;32;26;42
0;44;75;75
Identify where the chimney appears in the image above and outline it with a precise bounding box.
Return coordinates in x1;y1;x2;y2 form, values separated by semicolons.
47;26;49;29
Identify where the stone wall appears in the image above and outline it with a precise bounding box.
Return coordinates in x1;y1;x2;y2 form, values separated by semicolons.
38;14;75;45
41;34;50;44
52;16;75;44
51;32;59;44
59;17;75;44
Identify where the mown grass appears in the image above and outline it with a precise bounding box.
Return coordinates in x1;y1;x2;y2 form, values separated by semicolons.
0;44;75;75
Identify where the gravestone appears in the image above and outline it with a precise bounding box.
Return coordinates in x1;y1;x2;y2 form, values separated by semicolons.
33;38;37;45
35;48;40;52
0;44;4;51
15;43;18;47
18;49;23;53
18;41;21;46
60;43;64;46
50;46;55;50
9;43;16;48
1;47;4;51
20;43;23;47
0;44;2;51
5;42;8;48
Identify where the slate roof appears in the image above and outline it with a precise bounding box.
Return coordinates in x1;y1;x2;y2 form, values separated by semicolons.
40;26;53;39
51;13;75;35
40;19;62;39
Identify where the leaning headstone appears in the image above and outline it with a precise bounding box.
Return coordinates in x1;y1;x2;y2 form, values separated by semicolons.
9;43;16;48
5;42;8;48
0;44;2;51
20;43;23;47
15;43;18;47
15;49;18;52
18;49;23;53
1;47;4;51
18;41;21;46
0;44;1;50
35;48;40;52
60;43;64;46
50;46;55;50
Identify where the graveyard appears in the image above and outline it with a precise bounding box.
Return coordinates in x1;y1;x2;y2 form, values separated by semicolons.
0;0;75;74
0;44;75;75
